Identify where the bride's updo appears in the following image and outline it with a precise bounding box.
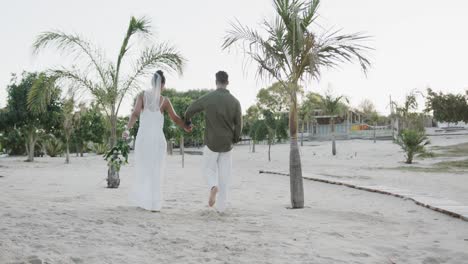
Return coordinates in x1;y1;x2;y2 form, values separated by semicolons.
155;70;166;85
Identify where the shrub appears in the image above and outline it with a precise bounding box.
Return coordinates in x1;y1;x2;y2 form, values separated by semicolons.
90;142;109;155
397;129;430;164
45;137;64;157
1;129;26;155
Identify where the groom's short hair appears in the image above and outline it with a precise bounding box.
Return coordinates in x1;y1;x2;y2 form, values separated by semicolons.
215;71;229;84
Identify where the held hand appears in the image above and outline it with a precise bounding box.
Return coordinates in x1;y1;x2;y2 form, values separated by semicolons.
122;130;130;140
184;125;193;133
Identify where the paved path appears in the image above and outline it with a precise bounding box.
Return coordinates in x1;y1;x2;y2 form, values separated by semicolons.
260;170;468;221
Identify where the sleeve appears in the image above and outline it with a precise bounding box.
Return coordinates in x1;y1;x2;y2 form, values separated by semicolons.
184;96;206;124
233;101;243;143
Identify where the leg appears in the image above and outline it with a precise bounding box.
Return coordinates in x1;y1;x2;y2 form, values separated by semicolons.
203;146;219;207
216;150;232;212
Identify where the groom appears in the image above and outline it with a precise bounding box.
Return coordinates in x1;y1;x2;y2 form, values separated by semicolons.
185;71;242;212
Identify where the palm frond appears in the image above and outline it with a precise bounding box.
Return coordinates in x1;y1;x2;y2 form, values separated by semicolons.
32;31;110;86
313;29;372;76
116;44;185;113
115;16;153;78
27;73;58;113
322;92;349;115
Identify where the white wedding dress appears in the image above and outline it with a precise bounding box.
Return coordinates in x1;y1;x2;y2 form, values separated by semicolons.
130;73;167;211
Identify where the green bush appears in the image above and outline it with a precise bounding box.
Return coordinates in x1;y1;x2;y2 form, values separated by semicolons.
45;137;64;157
1;129;25;155
90;142;109;155
397;129;430;164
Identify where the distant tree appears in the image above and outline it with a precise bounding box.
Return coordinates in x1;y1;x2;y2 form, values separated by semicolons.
358;99;377;122
244;105;261;152
250;118;268;154
3;72;62;161
256;82;290;113
392;90;423;131
299;92;323;146
321;92;349;156
426;88;468;126
72;103;107;156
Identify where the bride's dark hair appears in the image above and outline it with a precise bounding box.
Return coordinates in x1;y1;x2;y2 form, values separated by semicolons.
155;70;166;84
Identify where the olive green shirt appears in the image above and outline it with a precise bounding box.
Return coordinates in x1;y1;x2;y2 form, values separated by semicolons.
185;88;242;152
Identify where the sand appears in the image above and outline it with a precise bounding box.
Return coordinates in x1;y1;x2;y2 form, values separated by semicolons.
1;136;468;264
255;133;468;205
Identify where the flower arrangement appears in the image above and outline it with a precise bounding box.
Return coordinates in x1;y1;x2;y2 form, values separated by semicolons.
104;139;130;171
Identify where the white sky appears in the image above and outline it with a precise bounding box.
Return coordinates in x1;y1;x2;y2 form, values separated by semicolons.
1;0;467;115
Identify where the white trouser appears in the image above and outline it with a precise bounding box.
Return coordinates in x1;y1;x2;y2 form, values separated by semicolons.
203;146;232;212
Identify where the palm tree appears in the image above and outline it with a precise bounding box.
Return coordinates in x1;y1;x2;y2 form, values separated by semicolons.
223;0;371;208
31;16;185;188
397;129;430;164
321;92;348;156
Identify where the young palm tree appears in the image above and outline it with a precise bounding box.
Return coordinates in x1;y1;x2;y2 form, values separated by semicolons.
223;0;371;208
397;129;430;164
322;92;349;156
31;16;185;188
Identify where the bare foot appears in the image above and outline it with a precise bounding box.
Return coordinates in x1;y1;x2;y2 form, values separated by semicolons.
209;186;219;207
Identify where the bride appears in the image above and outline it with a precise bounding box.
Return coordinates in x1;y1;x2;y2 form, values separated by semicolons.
123;70;190;212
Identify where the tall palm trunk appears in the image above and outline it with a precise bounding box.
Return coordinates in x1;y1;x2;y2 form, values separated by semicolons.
268;142;271;162
65;140;70;164
331;118;336;156
26;128;36;162
289;93;304;208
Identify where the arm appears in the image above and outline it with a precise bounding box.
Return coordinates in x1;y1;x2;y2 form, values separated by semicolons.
123;94;143;139
163;98;190;131
233;101;243;143
184;97;206;124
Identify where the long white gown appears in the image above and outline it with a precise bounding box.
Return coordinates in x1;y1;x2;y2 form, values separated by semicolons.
130;74;167;211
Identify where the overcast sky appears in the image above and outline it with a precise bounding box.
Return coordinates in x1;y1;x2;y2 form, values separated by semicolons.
1;0;467;115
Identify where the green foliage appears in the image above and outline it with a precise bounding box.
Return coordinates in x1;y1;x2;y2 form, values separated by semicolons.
256;82;291;112
90;142;109;155
45;136;64;157
104;139;129;171
299;92;323;133
72;103;107;154
321;92;349;117
392;90;425;131
275;114;289;142
397;129;430;164
0;129;25;155
161;89;211;146
243;105;261;137
1;72;63;160
426;88;468;124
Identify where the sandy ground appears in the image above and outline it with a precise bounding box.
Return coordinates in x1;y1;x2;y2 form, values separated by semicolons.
256;133;468;205
1;137;468;264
